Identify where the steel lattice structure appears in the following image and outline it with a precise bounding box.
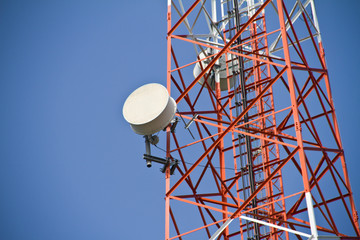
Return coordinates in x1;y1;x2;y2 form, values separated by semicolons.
158;0;360;239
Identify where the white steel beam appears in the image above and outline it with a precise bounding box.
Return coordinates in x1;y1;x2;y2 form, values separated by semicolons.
209;215;313;240
306;192;319;240
209;218;233;240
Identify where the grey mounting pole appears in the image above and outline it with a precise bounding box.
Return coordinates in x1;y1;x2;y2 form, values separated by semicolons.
144;135;152;167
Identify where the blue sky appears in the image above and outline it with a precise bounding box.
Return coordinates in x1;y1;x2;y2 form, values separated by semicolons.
0;1;359;239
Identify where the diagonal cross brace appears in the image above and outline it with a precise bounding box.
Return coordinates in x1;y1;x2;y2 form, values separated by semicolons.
166;67;287;197
209;147;300;239
174;0;272;104
168;0;202;36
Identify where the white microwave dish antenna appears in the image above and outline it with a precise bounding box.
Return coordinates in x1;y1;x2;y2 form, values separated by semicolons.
123;83;177;136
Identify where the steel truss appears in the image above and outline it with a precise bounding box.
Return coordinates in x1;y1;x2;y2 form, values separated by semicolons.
161;0;360;239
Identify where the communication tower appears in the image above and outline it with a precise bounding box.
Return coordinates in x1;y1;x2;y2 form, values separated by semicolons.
124;0;360;239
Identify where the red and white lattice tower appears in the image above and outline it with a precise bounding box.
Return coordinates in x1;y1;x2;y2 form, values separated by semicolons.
147;0;360;239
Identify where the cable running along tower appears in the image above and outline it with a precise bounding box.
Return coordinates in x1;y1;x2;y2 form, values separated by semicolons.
125;0;360;239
